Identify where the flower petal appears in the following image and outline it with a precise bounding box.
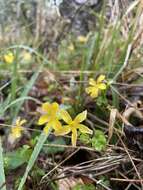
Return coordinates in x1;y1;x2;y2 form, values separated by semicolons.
19;119;26;125
78;124;93;134
85;87;92;94
86;87;99;98
52;120;62;131
11;126;23;139
72;129;77;147
54;125;71;136
12;131;21;138
52;102;59;112
4;52;14;64
38;115;48;125
89;78;96;86
43;123;51;134
98;83;106;90
60;110;72;124
97;75;105;83
16;117;21;125
42;102;50;112
77;35;88;43
74;110;87;123
90;88;99;98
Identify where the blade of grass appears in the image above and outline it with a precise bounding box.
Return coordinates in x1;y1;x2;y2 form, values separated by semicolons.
13;64;43;119
3;96;40;113
0;137;6;190
0;96;39;117
17;131;49;190
0;95;11;117
85;33;97;70
113;44;132;81
11;48;19;104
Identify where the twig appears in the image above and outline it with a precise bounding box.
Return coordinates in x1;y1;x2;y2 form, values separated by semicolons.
43;143;97;152
113;43;132;81
111;178;143;183
117;133;143;189
40;148;80;183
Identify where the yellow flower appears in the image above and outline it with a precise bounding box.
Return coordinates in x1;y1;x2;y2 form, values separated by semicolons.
3;52;14;64
85;75;107;98
55;110;93;146
38;102;62;134
77;35;88;43
22;52;32;62
10;117;26;139
68;43;74;51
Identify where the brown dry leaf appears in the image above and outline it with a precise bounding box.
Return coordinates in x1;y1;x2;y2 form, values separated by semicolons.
108;109;117;143
123;106;143;121
57;176;84;190
117;102;143;127
117;111;131;126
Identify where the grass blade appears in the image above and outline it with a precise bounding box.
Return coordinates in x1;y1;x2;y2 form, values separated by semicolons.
0;137;6;190
13;65;43;118
17;132;49;190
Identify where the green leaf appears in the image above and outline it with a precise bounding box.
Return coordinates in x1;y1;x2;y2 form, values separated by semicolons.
96;93;108;107
79;133;90;144
31;165;45;177
4;146;32;170
91;130;107;151
72;184;95;190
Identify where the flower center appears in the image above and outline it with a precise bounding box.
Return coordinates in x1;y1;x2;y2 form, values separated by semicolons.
69;121;77;128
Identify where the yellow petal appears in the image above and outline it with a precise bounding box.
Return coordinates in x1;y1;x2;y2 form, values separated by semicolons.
19;119;26;125
42;102;50;112
89;78;96;86
43;123;51;134
4;52;14;64
52;120;62;131
98;83;106;90
22;52;32;62
78;124;93;134
68;44;74;51
54;125;71;136
74;110;87;124
52;102;59;112
90;88;99;98
71;129;77;147
85;87;93;94
97;75;105;83
77;35;88;43
12;131;21;138
38;115;48;125
16;117;21;125
60;110;72;124
86;87;99;98
11;127;23;139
